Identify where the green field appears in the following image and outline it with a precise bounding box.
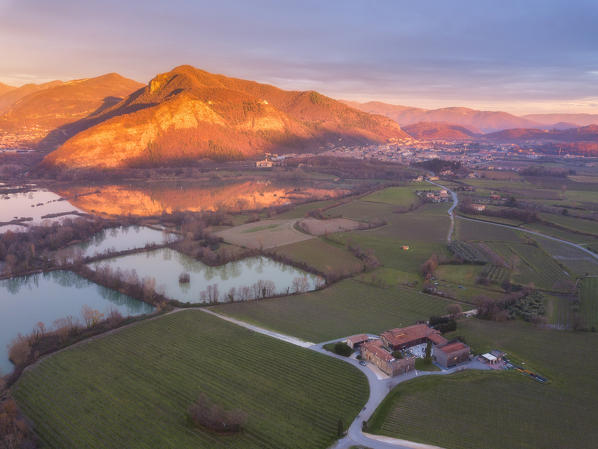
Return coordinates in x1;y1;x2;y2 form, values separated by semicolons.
456;218;525;242
327;232;447;274
539;213;598;237
14;311;368;449
435;264;484;285
487;242;570;290
359;186;424;208
273;238;364;276
534;236;598;276
580;277;598;329
211;279;462;342
368;319;598;449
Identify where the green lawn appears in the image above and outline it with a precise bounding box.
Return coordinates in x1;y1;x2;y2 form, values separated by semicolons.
211;279;463;342
368;319;598;449
14;311;368;449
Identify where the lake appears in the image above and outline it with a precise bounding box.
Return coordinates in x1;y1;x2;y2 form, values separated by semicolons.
91;248;323;303
0;270;154;373
54;181;347;216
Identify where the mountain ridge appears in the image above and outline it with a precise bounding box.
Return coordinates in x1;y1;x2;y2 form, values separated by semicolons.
43;65;408;169
344;100;539;133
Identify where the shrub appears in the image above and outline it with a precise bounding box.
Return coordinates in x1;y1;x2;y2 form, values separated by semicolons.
188;393;247;433
333;342;353;357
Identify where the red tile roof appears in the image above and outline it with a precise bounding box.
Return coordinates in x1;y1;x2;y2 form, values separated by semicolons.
439;342;469;354
347;334;369;344
362;340;394;362
428;333;448;345
381;324;443;347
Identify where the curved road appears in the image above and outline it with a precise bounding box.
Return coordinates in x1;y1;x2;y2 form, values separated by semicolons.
428;180;598;261
426;180;458;243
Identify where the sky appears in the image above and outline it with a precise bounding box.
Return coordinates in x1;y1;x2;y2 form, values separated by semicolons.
0;0;597;115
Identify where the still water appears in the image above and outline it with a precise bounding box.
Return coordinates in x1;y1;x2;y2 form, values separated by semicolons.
0;189;81;231
0;270;154;373
91;248;323;303
55;181;346;216
74;225;177;258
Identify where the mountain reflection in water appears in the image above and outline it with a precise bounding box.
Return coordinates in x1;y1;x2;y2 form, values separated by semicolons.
55;181;346;216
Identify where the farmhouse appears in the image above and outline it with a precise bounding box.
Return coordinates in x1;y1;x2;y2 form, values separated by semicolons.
255;159;273;168
345;334;370;349
433;341;471;368
360;339;415;377
381;324;447;351
417;190;450;203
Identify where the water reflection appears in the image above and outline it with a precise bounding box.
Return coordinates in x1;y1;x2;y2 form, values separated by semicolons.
73;226;177;258
0;270;154;373
91;248;323;304
55;181;346;216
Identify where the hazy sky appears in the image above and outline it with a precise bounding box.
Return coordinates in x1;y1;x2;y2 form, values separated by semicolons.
1;0;597;114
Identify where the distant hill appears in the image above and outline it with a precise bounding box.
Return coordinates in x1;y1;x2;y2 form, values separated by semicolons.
0;80;64;113
485;124;598;143
345;101;539;133
403;122;480;140
43;65;408;169
524;113;598;128
0;74;142;138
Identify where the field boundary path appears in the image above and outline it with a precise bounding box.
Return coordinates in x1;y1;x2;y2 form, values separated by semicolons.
426;180;457;243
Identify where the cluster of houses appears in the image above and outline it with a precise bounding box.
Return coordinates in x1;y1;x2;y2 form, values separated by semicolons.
346;324;471;377
255;153;287;168
416;189;450;203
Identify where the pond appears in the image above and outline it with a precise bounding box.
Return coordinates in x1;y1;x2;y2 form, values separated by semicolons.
0;270;154;373
0;188;81;232
72;225;178;258
91;248;324;303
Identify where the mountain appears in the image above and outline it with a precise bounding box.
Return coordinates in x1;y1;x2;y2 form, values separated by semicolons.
0;80;64;113
524;113;598;128
42;65;408;169
402;122;480;140
345;101;539;133
0;74;142;136
0;82;15;97
485;124;598;143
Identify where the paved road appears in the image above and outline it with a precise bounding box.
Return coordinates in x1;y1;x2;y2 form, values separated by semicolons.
426;180;458;243
427;179;598;262
202;310;489;449
458;215;598;261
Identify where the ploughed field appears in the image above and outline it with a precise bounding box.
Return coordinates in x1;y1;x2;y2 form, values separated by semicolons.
13;311;368;449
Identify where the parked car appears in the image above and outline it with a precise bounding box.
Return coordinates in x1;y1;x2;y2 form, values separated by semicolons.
359;360;367;366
